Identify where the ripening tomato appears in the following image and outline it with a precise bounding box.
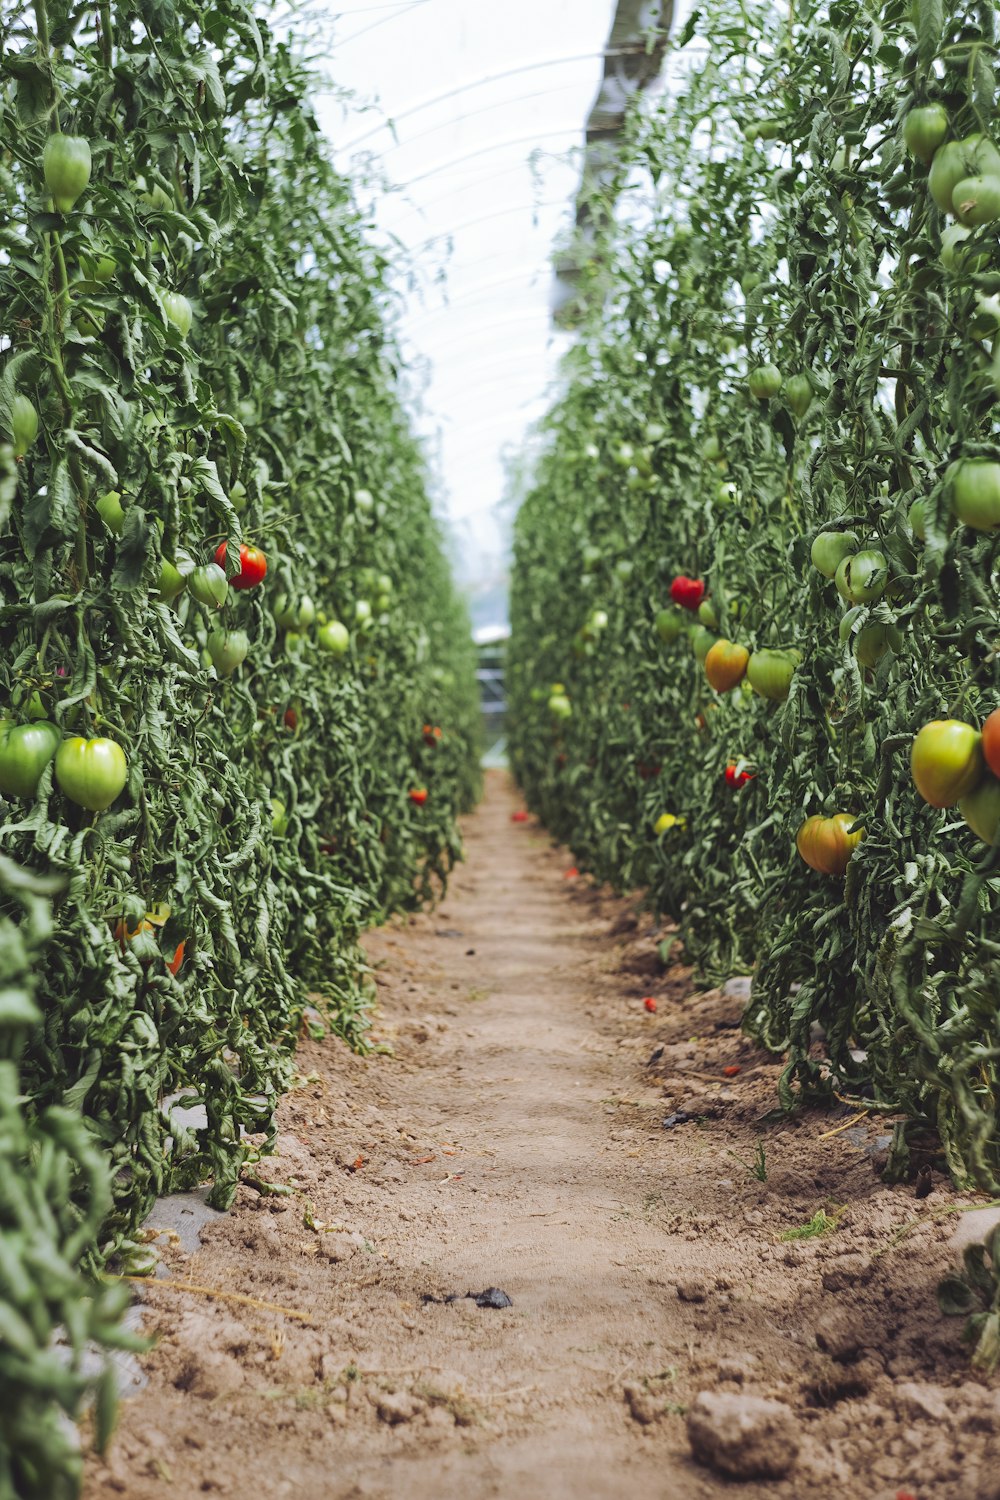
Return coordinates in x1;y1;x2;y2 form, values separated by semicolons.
116;905;184;976
981;709;1000;779
55;736;128;811
0;721;61;799
796;813;863;876
704;639;750;692
214;542;267;590
911;720;984;807
43;133;92;212
409;788;427;805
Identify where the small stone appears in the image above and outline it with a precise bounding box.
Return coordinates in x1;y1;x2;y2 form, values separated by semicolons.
814;1311;862;1363
623;1382;661;1426
821;1254;873;1293
686;1391;800;1480
894;1382;953;1424
374;1391;424;1426
676;1279;708;1304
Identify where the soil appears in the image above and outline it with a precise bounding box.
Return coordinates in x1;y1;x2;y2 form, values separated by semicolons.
85;771;1000;1500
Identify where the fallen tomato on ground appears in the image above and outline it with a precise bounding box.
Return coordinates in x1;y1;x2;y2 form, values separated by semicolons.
511;811;529;823
722;1065;741;1078
643;997;657;1013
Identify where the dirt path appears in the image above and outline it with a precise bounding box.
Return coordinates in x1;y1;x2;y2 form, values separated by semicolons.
86;772;1000;1499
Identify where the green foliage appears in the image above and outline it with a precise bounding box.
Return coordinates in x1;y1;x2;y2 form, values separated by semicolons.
0;1;479;1482
938;1221;1000;1372
509;0;1000;1193
0;852;134;1500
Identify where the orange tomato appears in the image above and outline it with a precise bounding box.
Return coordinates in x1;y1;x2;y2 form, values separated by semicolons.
796;813;863;876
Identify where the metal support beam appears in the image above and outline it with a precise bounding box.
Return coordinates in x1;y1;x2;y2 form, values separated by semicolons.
551;0;673;328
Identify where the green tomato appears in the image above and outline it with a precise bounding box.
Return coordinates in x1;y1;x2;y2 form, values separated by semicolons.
697;599;719;629
54;736;128;811
614;559;634;583
156;560;187;601
655;608;685;644
548;693;572;720
950;459;1000;530
690;625;716;664
939;221;990;272
317;620;350;656
959;775;1000;844
588;609;609;633
834;550;888;604
582;544;602;572
207;629;249;677
810;530;859;578
969;294;1000;340
270;797;289;837
355;488;375;515
748;363;782;399
10;395;38;458
952;174;1000;227
43;133;92;212
355;599;373;626
96;490;125;536
189;563;229;609
92;252;116;284
0;721;61;799
163;292;193;337
903;105;949;164
700;434;722;462
784;373;814;419
746;649;798;701
853;621;899;668
230;479;248;514
25;692;47;721
908;497;927;540
928;134;1000;213
376;574;393;596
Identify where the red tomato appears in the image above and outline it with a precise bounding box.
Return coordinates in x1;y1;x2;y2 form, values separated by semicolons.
725;762;755;789
408;788;427;805
670;575;705;611
214;541;267;590
511;811;529;823
563;866;579;879
643;997;657;1013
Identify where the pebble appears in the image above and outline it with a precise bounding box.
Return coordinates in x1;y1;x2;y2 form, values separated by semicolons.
686;1391;800;1480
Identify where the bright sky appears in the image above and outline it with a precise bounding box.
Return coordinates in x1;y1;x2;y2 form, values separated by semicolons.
312;0;619;614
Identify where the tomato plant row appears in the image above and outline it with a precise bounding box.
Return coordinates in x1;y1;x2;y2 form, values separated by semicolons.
0;3;479;1488
509;0;1000;1201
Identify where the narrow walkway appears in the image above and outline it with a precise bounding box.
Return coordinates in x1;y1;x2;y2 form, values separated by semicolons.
86;773;992;1500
